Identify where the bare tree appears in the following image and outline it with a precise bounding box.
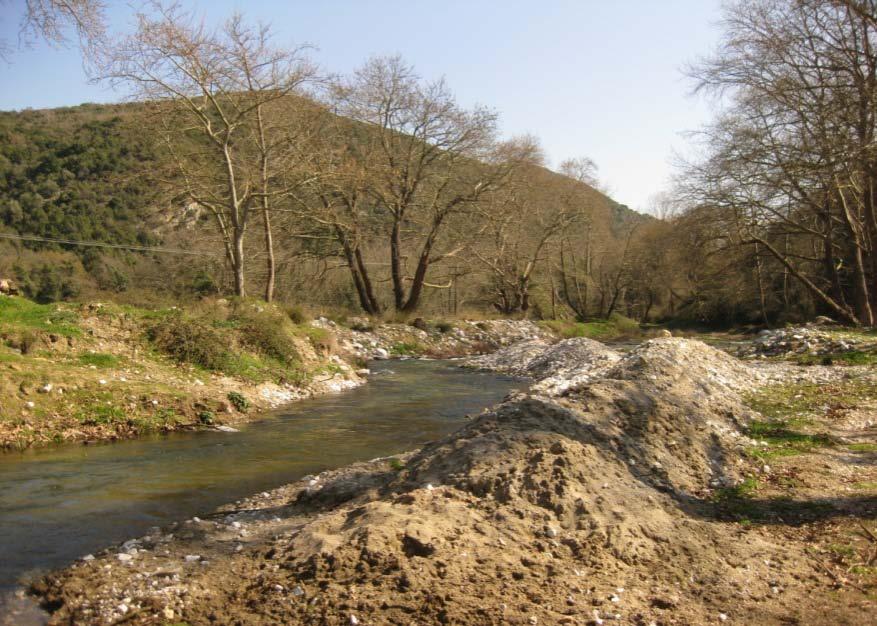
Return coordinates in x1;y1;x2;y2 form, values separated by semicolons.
315;55;535;314
1;0;106;61
681;0;877;326
102;3;316;298
471;160;583;315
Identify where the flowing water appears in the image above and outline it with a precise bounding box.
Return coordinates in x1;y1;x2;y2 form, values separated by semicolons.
0;360;522;620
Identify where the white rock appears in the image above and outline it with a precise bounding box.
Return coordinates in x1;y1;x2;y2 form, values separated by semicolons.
349;615;359;625
98;379;107;385
117;604;128;614
184;555;201;562
292;585;305;597
117;553;133;562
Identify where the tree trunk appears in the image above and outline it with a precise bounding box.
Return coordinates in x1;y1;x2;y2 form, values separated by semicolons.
262;205;275;302
232;229;246;298
390;217;405;310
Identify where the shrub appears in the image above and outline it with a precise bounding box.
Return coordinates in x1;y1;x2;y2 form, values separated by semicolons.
227;391;250;413
390;341;424;356
18;330;39;355
436;320;455;334
285;304;309;325
234;308;300;365
197;410;215;425
146;311;231;371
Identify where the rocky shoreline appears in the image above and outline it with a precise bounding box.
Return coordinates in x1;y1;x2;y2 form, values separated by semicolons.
29;332;877;624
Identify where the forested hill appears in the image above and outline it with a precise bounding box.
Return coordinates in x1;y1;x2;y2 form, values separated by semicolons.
0;104;159;248
0;100;647;317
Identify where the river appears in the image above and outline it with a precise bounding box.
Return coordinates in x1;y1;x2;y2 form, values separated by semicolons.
0;359;522;621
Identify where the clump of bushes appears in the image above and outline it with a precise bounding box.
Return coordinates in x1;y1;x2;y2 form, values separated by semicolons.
233;307;300;365
435;320;455;334
146;310;232;371
285;304;309;325
227;391;250;413
146;303;306;382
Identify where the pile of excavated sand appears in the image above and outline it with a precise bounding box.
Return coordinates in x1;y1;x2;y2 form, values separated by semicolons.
464;338;552;376
38;338;822;626
527;337;623;395
465;337;622;392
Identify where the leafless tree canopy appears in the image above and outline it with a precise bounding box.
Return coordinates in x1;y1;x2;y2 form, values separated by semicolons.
1;0;106;61
100;2;317;298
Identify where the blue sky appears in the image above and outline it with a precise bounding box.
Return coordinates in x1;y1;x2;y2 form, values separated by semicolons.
0;1;724;212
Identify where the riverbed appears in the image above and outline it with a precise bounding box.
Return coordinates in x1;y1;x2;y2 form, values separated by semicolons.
0;360;522;620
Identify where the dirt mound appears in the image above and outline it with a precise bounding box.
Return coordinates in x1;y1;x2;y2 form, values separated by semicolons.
528;338;622;395
464;338;551;375
38;338;836;625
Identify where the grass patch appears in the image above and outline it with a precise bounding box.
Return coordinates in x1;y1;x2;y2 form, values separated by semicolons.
75;403;126;425
77;352;119;368
853;481;877;490
540;314;641;341
0;296;79;336
390;341;425;356
848;442;877;453
745;419;836;459
745;377;877;423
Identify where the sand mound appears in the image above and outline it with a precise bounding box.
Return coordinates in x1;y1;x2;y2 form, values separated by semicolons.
527;337;622;395
36;339;817;626
464;338;551;376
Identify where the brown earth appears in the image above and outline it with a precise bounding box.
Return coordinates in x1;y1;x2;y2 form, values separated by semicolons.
32;338;877;625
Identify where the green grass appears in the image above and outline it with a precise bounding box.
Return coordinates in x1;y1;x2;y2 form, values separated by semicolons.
848;442;877;453
77;352;120;368
75;403;126;425
714;476;760;502
745;419;836;459
390;341;425;356
540;314;641;341
0;296;80;336
853;481;877;490
745;378;877;422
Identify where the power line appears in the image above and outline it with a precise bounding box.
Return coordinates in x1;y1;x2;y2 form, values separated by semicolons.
0;232;213;256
